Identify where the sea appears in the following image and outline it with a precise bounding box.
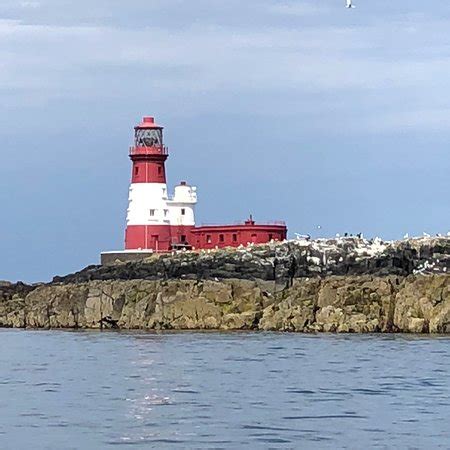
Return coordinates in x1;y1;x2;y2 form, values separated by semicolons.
0;330;449;449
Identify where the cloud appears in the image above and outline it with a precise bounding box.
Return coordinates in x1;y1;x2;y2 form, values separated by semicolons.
365;108;450;133
268;1;331;16
20;1;40;8
1;1;450;132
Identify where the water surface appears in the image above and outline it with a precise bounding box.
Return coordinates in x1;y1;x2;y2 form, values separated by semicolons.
1;330;449;449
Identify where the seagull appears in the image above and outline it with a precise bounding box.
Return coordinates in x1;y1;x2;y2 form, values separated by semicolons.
346;0;355;8
295;233;311;240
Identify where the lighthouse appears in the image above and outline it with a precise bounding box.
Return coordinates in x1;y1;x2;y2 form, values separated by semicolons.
125;117;197;252
101;115;287;264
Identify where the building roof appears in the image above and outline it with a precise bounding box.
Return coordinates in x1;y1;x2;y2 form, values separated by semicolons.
192;222;287;233
135;116;163;130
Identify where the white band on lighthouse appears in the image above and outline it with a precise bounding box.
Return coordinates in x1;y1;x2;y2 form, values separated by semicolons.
127;183;170;226
126;182;197;227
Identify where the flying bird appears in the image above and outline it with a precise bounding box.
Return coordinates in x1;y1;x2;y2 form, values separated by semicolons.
346;0;355;8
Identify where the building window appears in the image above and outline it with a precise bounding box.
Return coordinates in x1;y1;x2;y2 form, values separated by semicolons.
134;166;139;175
164;209;169;217
219;234;224;243
158;166;162;175
232;234;237;242
181;235;186;243
181;208;186;216
150;209;155;217
206;235;212;244
269;234;273;241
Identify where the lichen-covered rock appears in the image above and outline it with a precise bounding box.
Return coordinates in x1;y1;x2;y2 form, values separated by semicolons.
1;236;449;333
259;279;319;331
394;276;450;333
1;275;448;333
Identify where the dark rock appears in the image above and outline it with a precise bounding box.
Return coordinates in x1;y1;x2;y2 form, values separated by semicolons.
52;237;450;285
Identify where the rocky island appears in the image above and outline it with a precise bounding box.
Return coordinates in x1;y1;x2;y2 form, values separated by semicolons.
1;236;449;333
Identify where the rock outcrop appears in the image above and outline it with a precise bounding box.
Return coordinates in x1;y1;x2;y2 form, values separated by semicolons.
54;236;450;286
1;276;449;333
1;237;449;333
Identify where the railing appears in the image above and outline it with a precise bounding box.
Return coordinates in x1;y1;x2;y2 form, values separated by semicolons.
166;194;198;203
129;145;168;156
199;220;286;227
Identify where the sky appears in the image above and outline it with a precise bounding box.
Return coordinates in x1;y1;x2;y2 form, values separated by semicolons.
0;0;449;282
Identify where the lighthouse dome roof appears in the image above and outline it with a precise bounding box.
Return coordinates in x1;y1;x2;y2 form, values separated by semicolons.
135;116;163;129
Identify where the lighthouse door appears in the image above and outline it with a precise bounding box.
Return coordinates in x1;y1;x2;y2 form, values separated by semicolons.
151;235;159;252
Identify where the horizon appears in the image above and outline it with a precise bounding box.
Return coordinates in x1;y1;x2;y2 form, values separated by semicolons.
1;0;449;282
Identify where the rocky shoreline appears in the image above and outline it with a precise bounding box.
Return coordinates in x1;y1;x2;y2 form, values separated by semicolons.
1;237;449;333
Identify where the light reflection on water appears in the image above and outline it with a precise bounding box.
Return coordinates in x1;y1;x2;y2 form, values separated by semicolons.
0;330;449;448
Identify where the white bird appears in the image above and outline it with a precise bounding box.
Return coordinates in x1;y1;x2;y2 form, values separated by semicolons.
403;233;409;239
346;0;355;8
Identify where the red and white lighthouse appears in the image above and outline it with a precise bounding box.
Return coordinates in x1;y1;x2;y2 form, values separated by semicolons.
125;117;197;251
99;115;287;262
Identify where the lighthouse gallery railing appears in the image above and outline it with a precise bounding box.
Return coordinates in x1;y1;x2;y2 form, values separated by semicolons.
129;145;168;156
